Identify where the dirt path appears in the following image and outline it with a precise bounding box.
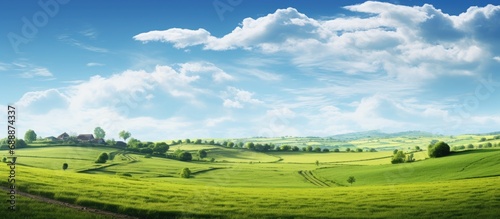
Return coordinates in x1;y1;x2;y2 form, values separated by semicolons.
1;187;138;219
298;170;330;187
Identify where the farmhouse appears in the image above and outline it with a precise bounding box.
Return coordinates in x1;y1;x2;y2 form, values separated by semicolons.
77;134;95;142
57;132;69;140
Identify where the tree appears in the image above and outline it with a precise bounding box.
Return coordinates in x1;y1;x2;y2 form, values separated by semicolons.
180;168;191;178
228;142;235;148
95;152;109;163
428;141;451;158
194;139;202;144
415;146;421;151
209;140;215;145
24;129;37;143
346;148;351;152
406;153;415;163
198;149;207;159
245;142;255;150
94;127;106;139
178;151;192;161
15;139;28;149
185;139;191;144
467;144;474;149
347;176;356;185
479;137;487;142
237;142;244;148
62;163;68;171
369;148;377;152
485;142;493;148
306;145;313;152
391;151;406;164
153;142;169;154
280;145;291;151
119;130;131;141
333;148;340;152
356;148;363;152
315;160;319;166
322;148;330;153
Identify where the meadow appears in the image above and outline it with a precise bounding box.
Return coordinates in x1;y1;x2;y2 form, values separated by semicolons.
1;134;499;218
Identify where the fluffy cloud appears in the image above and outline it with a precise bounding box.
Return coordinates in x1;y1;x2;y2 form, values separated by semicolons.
134;2;500;82
221;86;263;108
12;62;236;140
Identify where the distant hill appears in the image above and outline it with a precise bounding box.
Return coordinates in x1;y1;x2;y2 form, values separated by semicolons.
329;130;436;140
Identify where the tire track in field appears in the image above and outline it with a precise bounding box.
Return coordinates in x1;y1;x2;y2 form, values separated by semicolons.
298;170;330;187
459;153;497;172
0;186;137;219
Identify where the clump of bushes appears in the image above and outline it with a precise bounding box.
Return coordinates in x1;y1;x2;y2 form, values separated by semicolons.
95;152;109;163
179;168;191;178
428;141;450;158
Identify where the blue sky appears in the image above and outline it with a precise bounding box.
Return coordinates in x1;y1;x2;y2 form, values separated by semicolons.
1;0;500;141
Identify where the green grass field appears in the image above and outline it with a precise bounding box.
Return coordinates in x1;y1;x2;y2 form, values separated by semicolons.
1;136;499;218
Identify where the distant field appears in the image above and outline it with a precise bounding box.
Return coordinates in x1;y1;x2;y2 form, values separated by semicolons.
273;151;393;164
315;149;500;186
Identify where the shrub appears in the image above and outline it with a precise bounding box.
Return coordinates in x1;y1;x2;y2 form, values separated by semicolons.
314;147;322;152
479;137;487;142
144;154;152;158
322;148;330;152
369;148;377;152
346;148;351;152
467;144;474;149
333;148;340;152
180;168;191;178
406;153;415;163
478;144;483;148
356;148;363;152
62;163;68;171
391;151;406;164
428;141;450;158
178;151;192;161
95;152;109;163
485;142;493;148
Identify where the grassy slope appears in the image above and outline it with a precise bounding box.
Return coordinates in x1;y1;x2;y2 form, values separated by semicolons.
0;195;112;219
1;141;499;218
315;149;500;186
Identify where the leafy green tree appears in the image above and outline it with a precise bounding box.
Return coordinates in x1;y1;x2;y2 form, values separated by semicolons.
314;147;322;152
194;139;202;144
94;127;106;139
393;149;399;155
306;145;313;152
118;130;131;141
246;142;255;150
467;144;474;149
356;148;363;152
280;145;291;151
153;142;169;154
406;153;415;163
185;139;191;144
346;148;351;152
369;148;377;152
391;151;406;164
333;148;340;152
322;148;330;152
485;142;493;148
2;157;7;163
347;176;356;185
228;142;235;148
301;147;307;151
178;151;192;161
479;137;487;142
428;141;451;158
62;163;68;171
198;149;207;159
95;152;109;163
24;129;37;143
237;142;244;148
415;146;421;151
209;140;215;145
315;160;319;166
292;146;300;151
180;168;191;178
